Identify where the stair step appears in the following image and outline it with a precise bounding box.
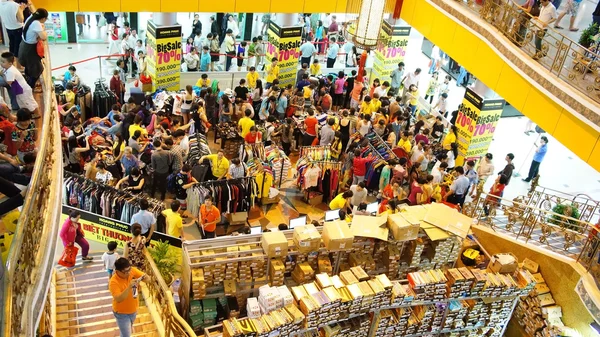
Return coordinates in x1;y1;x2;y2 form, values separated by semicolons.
57;306;149;323
57;313;153;331
57;282;112;294
56;263;106;276
57;289;111;302
56;322;157;337
56;295;113;309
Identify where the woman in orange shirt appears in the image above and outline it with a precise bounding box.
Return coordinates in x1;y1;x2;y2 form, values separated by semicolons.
303;109;318;146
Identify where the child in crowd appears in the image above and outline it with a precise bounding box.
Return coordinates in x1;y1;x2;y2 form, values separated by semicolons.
101;241;120;281
237;41;247;71
0;52;41;119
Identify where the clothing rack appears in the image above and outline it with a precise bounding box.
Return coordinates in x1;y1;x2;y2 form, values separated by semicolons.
366;131;398;161
64;171;164;211
198;176;256;187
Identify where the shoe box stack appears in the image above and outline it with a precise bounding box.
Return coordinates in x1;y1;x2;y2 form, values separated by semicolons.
431;237;462;269
292;262;315;284
412;303;446;334
445;268;475;298
514;259;569;337
269;258;285;286
443;300;470;330
191;268;206;300
407;269;448;301
383;242;402;280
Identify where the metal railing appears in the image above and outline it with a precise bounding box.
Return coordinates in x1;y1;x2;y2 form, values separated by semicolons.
431;0;600;128
142;249;196;337
463;182;600;275
0;39;64;336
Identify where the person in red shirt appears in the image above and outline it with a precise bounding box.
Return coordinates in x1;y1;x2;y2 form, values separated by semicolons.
352;149;373;185
319;88;332;113
303;108;318;146
244;126;262;144
109;69;123;104
199;196;220;239
483;174;507;216
108;23;120;58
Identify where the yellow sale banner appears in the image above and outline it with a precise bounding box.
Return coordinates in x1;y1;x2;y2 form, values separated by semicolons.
146;21;182;92
266;22;302;87
466;99;505;158
373;23;410;80
455;88;482;167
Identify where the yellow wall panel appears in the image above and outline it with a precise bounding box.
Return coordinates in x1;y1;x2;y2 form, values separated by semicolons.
495;65;531;111
409;0;434;36
79;0;119;11
450;25;480;67
552;111;597;161
162;0;197;12
588;138;600;172
336;0;348;14
36;0;78;11
304;0;336;13
200;0;235;13
428;10;457;54
400;0;418;24
521;88;561;134
236;0;269;14
121;0;160;12
271;0;303;14
470;44;502;89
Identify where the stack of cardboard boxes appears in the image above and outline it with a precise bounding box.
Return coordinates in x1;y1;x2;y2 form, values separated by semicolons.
292;262;315;284
407;269;448;301
514;259;570;337
269;259;285;286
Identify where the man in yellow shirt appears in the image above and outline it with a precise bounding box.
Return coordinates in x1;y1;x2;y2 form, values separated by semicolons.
371;94;382;113
360;97;375;114
238;110;255;137
200;150;230;180
163;200;184;238
310;59;321;76
246;66;259;89
265;57;279;89
397;131;413;153
109;257;147;336
195;73;211;88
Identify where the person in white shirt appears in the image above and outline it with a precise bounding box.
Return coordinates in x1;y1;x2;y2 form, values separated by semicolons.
349;182;368;207
120;33;130;55
102;241;120;281
224;29;235;71
227;15;239;37
374;81;389;99
0;0;26;57
127;30;139;50
476;153;495;183
432;162;448;185
433;93;449;118
185;47;200;72
534;0;557;59
401;68;421;104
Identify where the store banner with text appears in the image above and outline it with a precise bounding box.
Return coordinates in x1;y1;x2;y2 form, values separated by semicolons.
465;98;505;159
266;22;302;87
373;23;411;81
455;88;483;167
62;205;181;251
146;21;182;92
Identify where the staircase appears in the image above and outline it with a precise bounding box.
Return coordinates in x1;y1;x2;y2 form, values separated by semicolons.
54;252;160;337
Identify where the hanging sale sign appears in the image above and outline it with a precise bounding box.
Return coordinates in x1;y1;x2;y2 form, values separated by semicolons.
455;88;482;167
146;21;182;92
465;98;505;159
61;205;182;251
373;22;411;80
266;22;302;87
455;88;505;166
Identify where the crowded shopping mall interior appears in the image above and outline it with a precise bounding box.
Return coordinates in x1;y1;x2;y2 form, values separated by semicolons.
0;0;600;336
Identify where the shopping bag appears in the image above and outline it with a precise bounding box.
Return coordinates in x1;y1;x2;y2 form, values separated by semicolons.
58;245;79;268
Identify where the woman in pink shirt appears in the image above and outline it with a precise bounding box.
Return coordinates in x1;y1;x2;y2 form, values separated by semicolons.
59;210;92;261
333;71;346;111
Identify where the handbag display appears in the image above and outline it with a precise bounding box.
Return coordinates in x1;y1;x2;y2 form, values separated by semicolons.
58;245;79;268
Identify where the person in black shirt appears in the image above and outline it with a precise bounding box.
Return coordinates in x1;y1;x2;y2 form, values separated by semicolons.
431;116;445;141
191;14;202;37
344;70;357;109
498;153;515;185
234;79;249;101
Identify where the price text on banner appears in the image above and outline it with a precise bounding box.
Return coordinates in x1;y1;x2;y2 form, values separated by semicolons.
455;87;483;167
266;22;303;88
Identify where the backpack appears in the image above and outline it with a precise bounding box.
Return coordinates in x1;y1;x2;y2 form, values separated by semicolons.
166;173;177;193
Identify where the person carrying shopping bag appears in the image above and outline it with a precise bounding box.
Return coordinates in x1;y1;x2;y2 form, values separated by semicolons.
59;209;93;262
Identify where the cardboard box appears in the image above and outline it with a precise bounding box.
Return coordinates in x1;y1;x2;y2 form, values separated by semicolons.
229;211;249;225
304;191;323;206
351;215;389;241
261;194;280;205
488;253;518;274
388;213;420;241
522;258;539;273
293;224;322;253
322;221;354;251
261;232;289;258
